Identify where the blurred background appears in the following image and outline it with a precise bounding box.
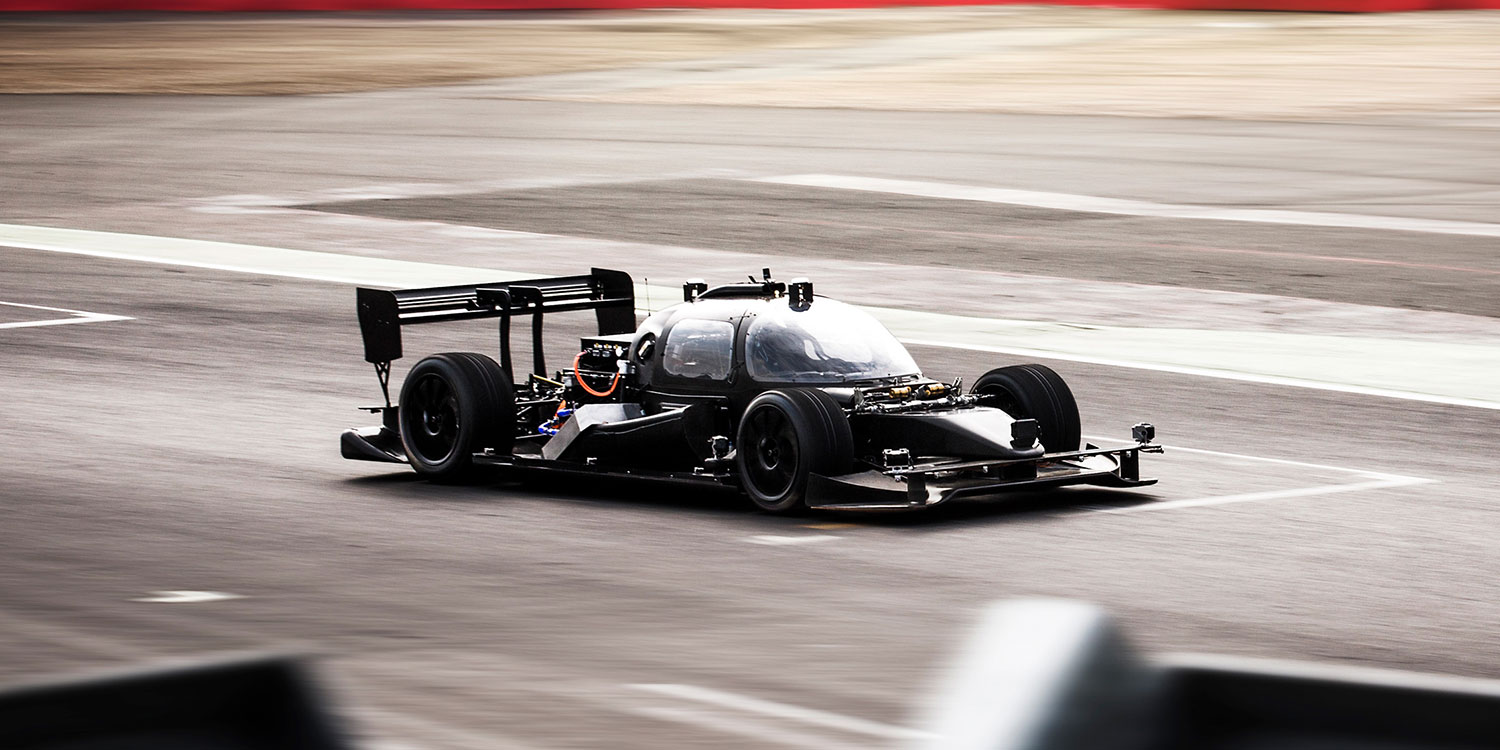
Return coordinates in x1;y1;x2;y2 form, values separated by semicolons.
2;0;1498;747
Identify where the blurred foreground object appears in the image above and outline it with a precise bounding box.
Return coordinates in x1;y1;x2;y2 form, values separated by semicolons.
0;654;350;750
920;598;1500;750
6;609;1500;749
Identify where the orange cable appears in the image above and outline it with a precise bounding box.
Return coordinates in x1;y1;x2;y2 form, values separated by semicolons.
572;351;620;398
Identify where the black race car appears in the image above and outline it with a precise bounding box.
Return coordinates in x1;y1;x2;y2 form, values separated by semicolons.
341;268;1160;512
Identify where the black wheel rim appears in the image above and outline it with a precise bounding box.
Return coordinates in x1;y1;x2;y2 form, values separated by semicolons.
408;372;460;463
744;404;798;499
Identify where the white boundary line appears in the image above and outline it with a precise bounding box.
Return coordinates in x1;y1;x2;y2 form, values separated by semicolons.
752;174;1500;239
0;300;132;330
133;590;245;603
628;683;933;742
5;222;1497;410
1160;652;1500;696
622;704;866;750
1083;434;1434;515
1101;477;1426;515
903;337;1500;412
745;534;841;546
0;226;509;288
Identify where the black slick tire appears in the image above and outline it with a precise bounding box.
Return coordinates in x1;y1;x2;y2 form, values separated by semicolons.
398;352;516;481
972;364;1081;453
736;388;854;513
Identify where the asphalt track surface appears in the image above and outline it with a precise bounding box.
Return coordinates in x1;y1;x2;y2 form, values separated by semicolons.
4;92;1500;748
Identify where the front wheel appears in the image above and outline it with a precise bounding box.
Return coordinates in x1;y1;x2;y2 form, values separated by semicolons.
398;352;516;481
972;364;1081;453
736;389;854;513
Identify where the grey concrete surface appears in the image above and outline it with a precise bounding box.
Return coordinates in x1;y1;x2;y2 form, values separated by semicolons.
3;92;1499;749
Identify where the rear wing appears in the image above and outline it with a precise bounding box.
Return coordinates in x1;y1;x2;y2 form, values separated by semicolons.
356;268;635;383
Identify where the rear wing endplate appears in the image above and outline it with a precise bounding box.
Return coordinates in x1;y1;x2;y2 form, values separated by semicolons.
356;268;634;381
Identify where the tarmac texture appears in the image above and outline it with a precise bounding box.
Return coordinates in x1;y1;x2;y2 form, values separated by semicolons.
2;10;1500;750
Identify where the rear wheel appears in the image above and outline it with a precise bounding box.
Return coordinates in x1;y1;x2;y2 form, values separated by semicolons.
736;389;854;513
398;352;516;481
973;364;1081;453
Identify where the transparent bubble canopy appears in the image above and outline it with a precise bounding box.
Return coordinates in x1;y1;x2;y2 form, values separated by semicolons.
745;298;920;383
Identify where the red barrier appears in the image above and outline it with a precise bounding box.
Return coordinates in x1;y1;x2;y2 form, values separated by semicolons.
2;0;1495;11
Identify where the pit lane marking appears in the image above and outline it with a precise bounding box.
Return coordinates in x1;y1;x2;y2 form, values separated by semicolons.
1083;436;1434;515
753;174;1500;239
0;300;131;330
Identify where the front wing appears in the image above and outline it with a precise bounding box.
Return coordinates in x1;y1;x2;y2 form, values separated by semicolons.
804;442;1161;511
467;441;1159;512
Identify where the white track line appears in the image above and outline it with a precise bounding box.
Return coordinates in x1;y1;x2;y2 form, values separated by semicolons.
1160;652;1500;696
629;683;933;742
133;590;245;603
745;534;840;546
1155;441;1421;482
1083;434;1434;515
903;337;1500;412
622;704;866;750
752;174;1500;238
0;300;131;330
6;221;1497;410
1100;477;1427;515
0;222;520;288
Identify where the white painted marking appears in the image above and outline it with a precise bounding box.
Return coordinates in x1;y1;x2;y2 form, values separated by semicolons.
624;704;866;750
0;300;131;330
1146;440;1420;482
904;336;1500;411
1161;652;1500;696
1101;477;1428;515
745;534;840;546
1082;435;1434;515
0;222;524;288
133;590;245;603
6;221;1498;410
629;683;933;741
753;174;1500;239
